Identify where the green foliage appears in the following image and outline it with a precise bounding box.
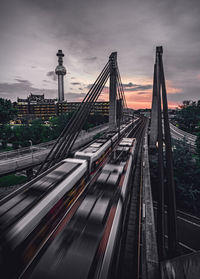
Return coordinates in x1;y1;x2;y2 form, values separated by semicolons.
93;132;103;140
175;100;200;135
0;174;27;187
149;139;200;216
0;98;17;124
172;139;200;215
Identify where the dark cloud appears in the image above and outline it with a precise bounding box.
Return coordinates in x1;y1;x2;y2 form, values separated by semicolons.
1;0;200;107
83;56;97;62
136;91;151;95
124;84;153;92
71;82;81;86
47;71;57;81
0;80;57;101
122;82;137;88
86;84;93;89
15;79;32;86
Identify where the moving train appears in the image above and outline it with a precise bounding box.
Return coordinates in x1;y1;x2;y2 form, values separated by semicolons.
0;122;134;277
23;137;137;279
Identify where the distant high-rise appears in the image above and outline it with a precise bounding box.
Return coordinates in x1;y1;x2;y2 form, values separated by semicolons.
55;50;66;102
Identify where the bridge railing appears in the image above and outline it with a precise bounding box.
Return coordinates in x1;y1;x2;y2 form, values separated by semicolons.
141;121;159;279
170;123;197;142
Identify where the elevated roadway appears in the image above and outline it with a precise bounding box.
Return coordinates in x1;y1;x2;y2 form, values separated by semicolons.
0;124;108;176
170;123;197;147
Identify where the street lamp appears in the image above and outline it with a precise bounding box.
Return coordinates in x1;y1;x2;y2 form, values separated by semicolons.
29;140;33;161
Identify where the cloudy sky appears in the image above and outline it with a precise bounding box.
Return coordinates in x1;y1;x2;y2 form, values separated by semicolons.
0;0;200;109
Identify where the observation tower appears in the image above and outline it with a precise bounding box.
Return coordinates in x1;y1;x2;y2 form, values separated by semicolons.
55;50;66;102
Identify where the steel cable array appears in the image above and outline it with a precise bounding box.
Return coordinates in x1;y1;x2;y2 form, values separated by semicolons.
36;62;111;175
36;53;128;176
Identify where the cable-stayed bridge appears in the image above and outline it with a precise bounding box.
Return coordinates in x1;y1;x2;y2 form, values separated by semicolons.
0;48;199;279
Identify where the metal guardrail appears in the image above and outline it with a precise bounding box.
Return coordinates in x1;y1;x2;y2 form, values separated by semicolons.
170;123;197;142
141;121;159;279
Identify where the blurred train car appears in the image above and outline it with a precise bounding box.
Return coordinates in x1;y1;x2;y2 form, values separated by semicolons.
0;158;88;276
0;122;134;277
26;137;137;279
74;122;133;172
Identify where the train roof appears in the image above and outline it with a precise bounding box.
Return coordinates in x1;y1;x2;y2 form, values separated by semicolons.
119;137;136;147
97;163;125;187
3;158;88;248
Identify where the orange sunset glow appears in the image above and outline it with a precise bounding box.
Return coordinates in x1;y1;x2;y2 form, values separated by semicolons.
98;78;182;109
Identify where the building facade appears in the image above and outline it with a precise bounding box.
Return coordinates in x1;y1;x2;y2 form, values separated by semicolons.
16;93;57;121
15;93;109;122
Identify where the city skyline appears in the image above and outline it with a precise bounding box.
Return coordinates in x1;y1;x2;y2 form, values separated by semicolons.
0;0;200;109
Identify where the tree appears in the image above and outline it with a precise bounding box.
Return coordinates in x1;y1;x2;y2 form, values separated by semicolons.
175;100;200;134
172;139;200;216
0;98;17;124
149;138;200;216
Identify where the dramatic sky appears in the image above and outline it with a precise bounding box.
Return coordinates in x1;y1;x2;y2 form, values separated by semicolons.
0;0;200;109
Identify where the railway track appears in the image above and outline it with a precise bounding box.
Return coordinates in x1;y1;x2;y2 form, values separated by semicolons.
116;117;147;279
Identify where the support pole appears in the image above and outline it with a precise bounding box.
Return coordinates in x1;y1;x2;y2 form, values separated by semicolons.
109;52;117;130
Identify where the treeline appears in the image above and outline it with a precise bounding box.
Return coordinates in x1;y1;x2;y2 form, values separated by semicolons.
150;100;200;217
0;114;108;149
173;100;200;215
175;100;200;135
174;99;200;158
173;139;200;215
150;139;200;216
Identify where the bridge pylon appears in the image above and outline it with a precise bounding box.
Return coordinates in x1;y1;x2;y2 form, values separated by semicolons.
149;58;158;148
109;52;118;130
150;46;178;259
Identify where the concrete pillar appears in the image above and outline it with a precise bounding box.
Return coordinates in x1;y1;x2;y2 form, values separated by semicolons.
109;52;117;130
149;47;161;148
